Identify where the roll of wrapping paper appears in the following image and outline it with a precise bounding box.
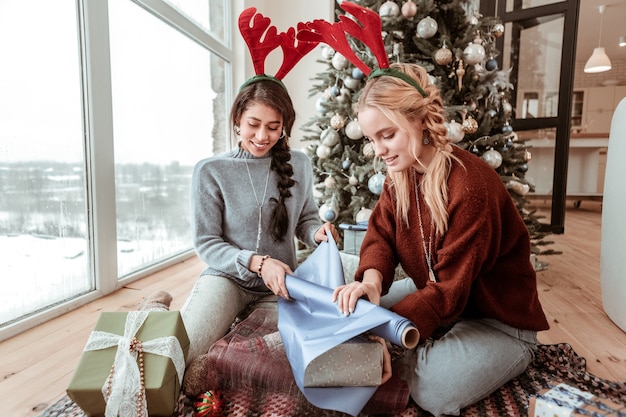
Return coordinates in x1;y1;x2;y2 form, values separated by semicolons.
278;233;419;416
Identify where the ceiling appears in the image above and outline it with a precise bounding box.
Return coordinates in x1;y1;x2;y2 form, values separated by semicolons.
576;0;626;64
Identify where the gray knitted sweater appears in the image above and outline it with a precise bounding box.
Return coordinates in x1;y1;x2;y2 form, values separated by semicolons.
191;145;322;291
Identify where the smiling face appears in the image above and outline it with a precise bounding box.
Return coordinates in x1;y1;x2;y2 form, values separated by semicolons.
358;106;435;173
237;102;284;157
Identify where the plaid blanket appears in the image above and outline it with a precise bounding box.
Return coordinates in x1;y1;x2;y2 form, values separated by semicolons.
201;304;412;415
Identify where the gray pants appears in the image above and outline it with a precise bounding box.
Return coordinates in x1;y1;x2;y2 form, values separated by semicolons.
382;278;538;416
180;274;275;365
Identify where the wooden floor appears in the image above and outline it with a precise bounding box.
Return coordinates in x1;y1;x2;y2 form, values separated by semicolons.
1;200;625;416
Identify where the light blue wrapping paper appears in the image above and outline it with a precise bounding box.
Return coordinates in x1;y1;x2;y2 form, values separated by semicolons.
278;234;419;416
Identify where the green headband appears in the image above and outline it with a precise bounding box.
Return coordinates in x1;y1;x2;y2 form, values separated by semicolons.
369;68;428;98
239;74;288;92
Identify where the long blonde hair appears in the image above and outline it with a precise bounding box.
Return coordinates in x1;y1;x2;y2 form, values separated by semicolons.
356;63;460;237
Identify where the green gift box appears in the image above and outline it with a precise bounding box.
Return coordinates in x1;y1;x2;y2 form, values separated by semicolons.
67;311;189;417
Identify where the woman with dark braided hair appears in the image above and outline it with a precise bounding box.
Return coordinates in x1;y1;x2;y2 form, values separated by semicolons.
178;76;337;392
332;63;549;416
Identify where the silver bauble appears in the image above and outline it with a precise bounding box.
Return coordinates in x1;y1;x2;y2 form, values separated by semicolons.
482;149;503;169
417;16;438;38
447;120;465;143
379;1;400;17
316;144;332;159
321;127;340;147
345;120;364;140
462;43;486;65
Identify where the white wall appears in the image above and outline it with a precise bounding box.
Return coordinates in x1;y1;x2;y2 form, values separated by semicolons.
233;1;335;151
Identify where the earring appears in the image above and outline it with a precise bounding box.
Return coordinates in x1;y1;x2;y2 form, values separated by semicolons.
422;132;430;145
234;126;241;135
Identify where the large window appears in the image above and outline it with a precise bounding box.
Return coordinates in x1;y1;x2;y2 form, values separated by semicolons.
0;0;231;339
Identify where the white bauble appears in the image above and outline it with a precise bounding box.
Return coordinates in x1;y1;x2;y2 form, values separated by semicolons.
379;1;400;17
343;76;360;90
316;96;328;114
316;144;332;159
362;142;375;158
319;203;338;222
332;53;350;70
446;120;465;143
482;149;503;169
324;176;337;189
417;16;438;39
345;120;364;140
321;46;335;60
330;114;346;130
462;43;486;65
368;173;386;195
349;175;359;186
355;207;373;223
321;127;340;147
506;180;530;196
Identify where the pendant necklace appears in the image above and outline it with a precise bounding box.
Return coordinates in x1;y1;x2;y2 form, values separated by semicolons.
413;170;438;283
244;157;272;253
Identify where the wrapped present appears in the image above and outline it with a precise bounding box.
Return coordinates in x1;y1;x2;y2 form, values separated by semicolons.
340;222;367;255
67;311;189;417
528;383;626;417
304;335;383;387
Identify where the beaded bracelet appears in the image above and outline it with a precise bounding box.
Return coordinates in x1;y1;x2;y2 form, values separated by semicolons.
257;254;270;277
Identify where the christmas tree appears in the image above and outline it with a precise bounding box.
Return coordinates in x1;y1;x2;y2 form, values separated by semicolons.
301;0;559;266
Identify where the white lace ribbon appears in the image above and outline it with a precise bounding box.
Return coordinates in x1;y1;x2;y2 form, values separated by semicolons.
83;311;186;417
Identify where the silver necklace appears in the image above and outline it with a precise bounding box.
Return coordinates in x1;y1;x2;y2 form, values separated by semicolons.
244;158;272;253
413;170;437;283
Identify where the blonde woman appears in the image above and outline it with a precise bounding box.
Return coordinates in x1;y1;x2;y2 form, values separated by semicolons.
333;63;549;416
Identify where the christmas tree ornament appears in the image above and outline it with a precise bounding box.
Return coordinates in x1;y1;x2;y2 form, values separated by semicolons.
417;16;438;38
462;115;478;134
455;60;465;90
321;126;340;146
428;74;438;86
434;45;453;66
321;45;335;60
319;203;338;222
492;23;505;37
482;149;503;169
462;42;486;65
401;0;417;18
194;391;224;417
363;142;375;158
332;52;350;70
316;144;332;159
329;85;341;97
516;163;529;173
379;1;400;18
336;92;350;104
352;67;365;80
349;175;359;186
342;159;352;170
501;121;513;134
316;96;328;114
368;173;386;194
502;99;512;115
446;120;465;143
485;57;498;71
356;207;373;223
343;75;360;90
330;113;346;130
466;14;479;26
525;150;532;161
506;180;530;196
324;176;337;189
345;120;364;140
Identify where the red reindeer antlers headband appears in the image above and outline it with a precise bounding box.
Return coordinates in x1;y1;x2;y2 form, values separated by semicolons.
238;8;319;91
296;2;428;98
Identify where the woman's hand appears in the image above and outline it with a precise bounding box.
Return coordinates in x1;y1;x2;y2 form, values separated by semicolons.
257;256;293;300
314;222;339;243
368;335;392;385
332;281;381;315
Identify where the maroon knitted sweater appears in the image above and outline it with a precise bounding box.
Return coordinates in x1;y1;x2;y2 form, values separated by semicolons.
355;147;549;342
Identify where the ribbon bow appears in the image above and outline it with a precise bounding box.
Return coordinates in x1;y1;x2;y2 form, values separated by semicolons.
83;311;185;417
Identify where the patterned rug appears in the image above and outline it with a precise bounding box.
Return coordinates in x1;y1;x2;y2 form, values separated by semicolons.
40;343;625;417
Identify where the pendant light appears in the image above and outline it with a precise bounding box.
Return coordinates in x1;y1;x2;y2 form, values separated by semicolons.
584;5;612;73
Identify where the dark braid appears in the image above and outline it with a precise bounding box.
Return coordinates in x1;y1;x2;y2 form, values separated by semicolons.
269;138;295;241
230;79;297;242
